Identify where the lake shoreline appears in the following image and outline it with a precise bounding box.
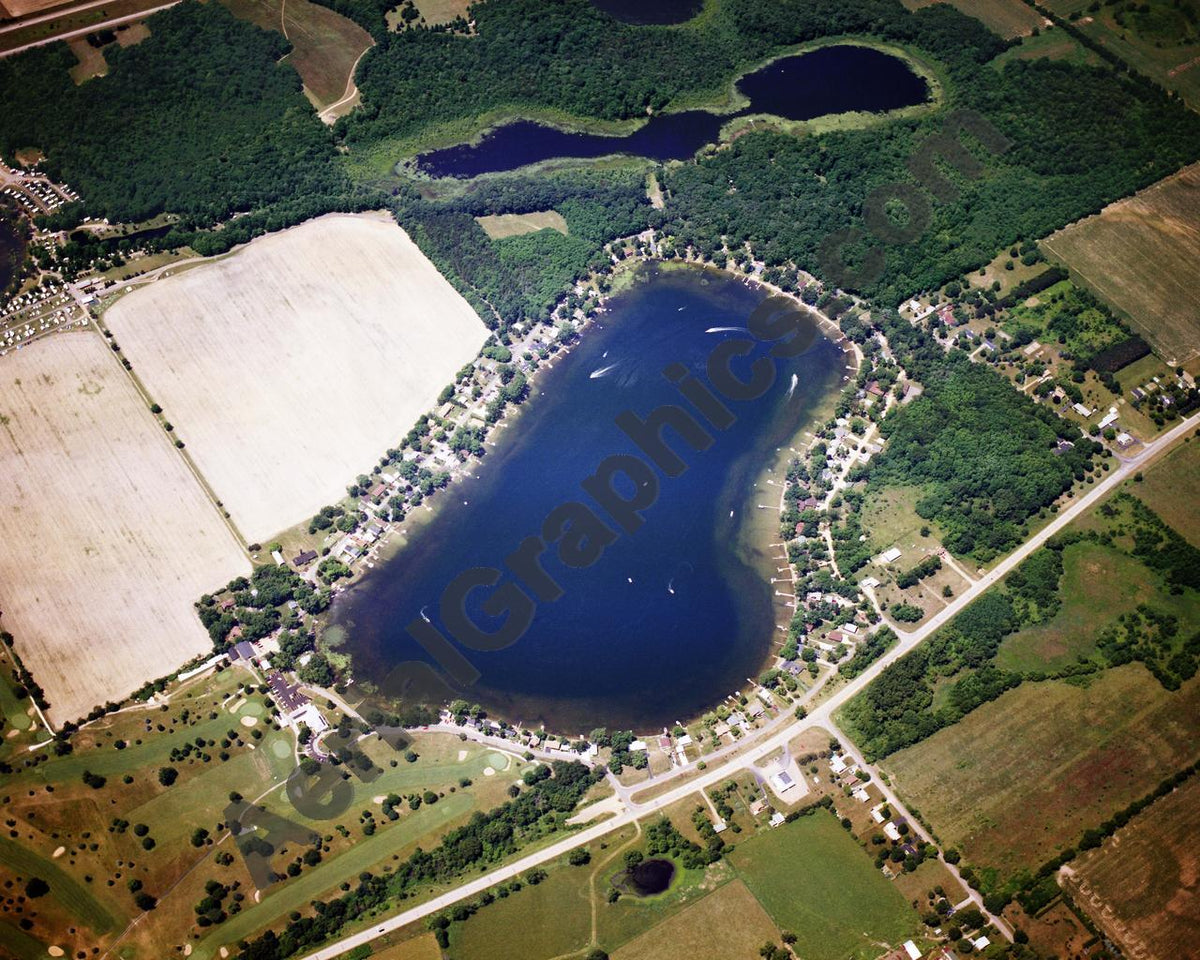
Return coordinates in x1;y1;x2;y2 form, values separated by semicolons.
332;248;853;738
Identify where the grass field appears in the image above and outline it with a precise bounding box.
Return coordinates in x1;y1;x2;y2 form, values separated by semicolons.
412;0;470;25
902;0;1044;37
448;853;594;960
103;212;489;542
66;36;107;83
1063;774;1199;960
883;665;1200;890
612;880;780;960
474;210;569;240
1042;161;1200;364
728;811;921;960
1131;435;1200;546
0;333;247;725
995;542;1160;672
221;0;372;110
990;25;1098;66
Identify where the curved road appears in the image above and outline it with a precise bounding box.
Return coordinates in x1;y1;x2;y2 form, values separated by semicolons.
298;409;1200;960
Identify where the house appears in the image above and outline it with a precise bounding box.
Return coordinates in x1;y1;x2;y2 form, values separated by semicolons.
1073;402;1092;417
1116;432;1135;448
842;622;859;636
861;576;881;589
271;549;286;566
768;811;785;827
880;547;903;564
871;803;887;824
972;936;990;951
293;549;318;567
267;671;309;713
629;739;648;751
1097;409;1119;430
853;788;870;803
903;941;922;960
829;754;848;774
884;821;902;841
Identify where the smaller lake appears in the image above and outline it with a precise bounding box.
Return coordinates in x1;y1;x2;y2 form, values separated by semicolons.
623;858;675;896
590;0;702;24
416;45;929;178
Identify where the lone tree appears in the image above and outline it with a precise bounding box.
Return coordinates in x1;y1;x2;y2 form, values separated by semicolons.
157;766;179;787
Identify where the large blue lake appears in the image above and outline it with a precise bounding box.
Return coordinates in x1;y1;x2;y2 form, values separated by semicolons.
334;264;846;731
416;44;929;178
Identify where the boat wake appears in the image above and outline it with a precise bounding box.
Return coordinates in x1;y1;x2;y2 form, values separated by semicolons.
786;373;798;399
590;363;618;379
705;326;748;334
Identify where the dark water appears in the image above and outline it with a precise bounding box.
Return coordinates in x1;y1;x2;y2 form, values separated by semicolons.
590;0;702;24
626;858;675;895
416;45;928;178
334;264;844;731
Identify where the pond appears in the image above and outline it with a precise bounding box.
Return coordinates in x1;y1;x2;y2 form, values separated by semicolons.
622;858;676;896
415;44;929;178
333;262;846;731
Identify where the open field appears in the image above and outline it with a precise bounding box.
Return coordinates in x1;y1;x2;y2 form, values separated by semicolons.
412;0;470;25
1132;435;1200;546
474;210;569;240
902;0;1044;38
448;853;594;960
66;35;105;82
0;333;246;724
883;665;1200;889
1042;161;1200;364
995;542;1162;673
221;0;372;109
1063;774;1200;960
1043;0;1200;107
728;811;921;960
612;880;780;960
990;25;1097;66
104;213;489;542
0;0;170;55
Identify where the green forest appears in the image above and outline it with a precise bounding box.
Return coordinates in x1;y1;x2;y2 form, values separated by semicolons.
0;3;356;225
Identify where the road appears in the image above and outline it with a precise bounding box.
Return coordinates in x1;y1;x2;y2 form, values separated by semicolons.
297;409;1200;960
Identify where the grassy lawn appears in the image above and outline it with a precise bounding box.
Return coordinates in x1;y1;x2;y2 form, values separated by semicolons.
995;542;1159;673
0;918;48;960
883;665;1200;892
1131;435;1200;547
728;810;921;960
612;879;780;960
194;791;477;960
0;834;119;934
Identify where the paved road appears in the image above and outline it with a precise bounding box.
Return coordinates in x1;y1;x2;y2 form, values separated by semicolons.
298;409;1200;960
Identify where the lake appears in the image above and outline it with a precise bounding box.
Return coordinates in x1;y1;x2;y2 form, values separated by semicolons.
416;44;929;178
334;263;845;731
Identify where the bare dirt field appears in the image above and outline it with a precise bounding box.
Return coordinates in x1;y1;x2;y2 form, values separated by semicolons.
883;665;1200;886
221;0;373;109
1063;774;1200;960
902;0;1044;38
1042;162;1200;364
475;210;569;240
0;334;247;725
103;212;490;542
